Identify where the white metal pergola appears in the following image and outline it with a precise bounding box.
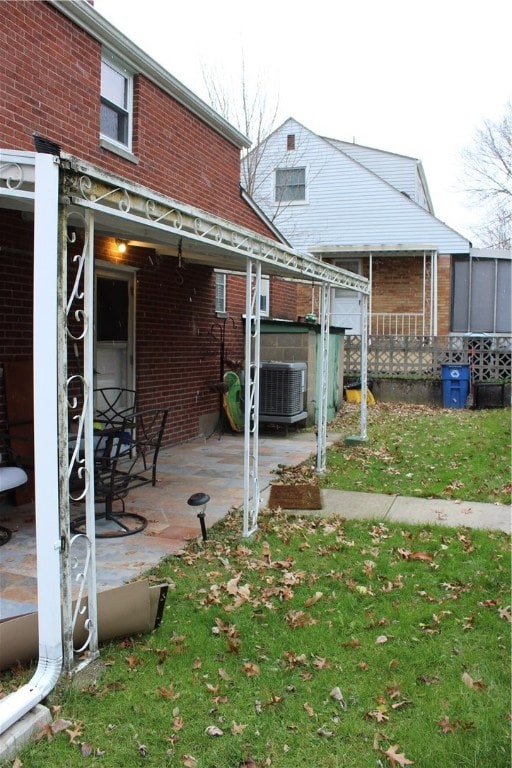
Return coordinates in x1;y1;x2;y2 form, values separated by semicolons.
0;149;370;733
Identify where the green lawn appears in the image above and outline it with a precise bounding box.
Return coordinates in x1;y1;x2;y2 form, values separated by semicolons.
2;403;511;768
6;511;510;768
319;404;510;504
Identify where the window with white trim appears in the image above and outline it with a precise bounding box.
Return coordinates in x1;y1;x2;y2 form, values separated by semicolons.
275;167;306;202
215;272;226;314
100;53;133;149
260;277;270;316
216;272;269;316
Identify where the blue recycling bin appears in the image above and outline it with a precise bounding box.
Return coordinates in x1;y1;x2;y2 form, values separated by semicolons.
441;364;470;409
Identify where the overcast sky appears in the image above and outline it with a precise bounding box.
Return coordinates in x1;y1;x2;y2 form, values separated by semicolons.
94;0;511;245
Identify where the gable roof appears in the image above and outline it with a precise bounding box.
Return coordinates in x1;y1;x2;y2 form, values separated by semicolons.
324;137;434;214
248;117;471;255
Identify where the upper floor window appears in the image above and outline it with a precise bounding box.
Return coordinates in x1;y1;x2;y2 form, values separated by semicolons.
275;167;306;203
100;53;133;149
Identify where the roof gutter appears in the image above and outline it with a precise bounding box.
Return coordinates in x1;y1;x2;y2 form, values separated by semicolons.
47;0;251;150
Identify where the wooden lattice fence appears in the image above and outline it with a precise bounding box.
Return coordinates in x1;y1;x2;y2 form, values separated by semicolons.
344;335;512;382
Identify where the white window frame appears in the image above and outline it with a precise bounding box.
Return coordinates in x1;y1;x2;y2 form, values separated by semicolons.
215;271;269;317
260;276;270;317
215;271;227;314
275;167;307;204
100;51;134;154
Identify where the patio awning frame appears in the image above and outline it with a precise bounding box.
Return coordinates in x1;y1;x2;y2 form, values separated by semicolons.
0;148;370;732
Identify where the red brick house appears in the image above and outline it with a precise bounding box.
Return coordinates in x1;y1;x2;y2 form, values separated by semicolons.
0;0;367;733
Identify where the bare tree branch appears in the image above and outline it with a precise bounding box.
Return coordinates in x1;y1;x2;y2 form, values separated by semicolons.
461;101;512;248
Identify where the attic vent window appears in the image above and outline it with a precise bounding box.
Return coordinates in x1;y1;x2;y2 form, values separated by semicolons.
287;134;296;151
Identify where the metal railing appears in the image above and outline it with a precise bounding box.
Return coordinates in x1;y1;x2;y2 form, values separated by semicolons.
370;313;424;336
345;335;512;381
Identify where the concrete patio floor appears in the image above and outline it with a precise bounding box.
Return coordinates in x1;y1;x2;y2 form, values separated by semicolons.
0;429;331;620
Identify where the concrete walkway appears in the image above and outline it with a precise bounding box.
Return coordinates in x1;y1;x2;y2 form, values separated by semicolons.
261;487;511;534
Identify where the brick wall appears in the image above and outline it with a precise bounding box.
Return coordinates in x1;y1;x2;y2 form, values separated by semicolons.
0;211;34;431
437;254;452;336
0;0;274;236
0;215;223;445
297;255;452;333
0;1;300;446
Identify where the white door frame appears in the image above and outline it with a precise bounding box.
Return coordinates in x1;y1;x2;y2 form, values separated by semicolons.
94;261;136;398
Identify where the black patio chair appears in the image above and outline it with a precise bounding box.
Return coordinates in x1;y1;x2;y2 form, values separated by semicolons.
71;407;169;538
93;387;137;427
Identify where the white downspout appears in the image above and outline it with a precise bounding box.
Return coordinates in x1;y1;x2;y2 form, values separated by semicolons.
0;153;63;733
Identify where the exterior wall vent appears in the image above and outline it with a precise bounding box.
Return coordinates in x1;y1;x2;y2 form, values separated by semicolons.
259;361;307;424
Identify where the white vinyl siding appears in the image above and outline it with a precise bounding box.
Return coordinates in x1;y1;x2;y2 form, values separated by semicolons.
249;119;469;255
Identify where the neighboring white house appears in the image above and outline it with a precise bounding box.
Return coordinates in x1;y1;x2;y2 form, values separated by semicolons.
245;117;475;336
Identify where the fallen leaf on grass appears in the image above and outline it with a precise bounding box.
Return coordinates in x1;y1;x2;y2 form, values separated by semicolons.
330;687;347;710
381;742;414;767
304;591;323;607
498;605;512;622
285;609;317;628
158;683;181;700
64;721;84;744
231;722;248;735
365;707;389;723
398;549;434;562
462;671;487;691
125;653;143;670
205;725;224;737
242;662;260;677
303;702;315;717
437;716;475;734
182;756;198;768
376;635;388;644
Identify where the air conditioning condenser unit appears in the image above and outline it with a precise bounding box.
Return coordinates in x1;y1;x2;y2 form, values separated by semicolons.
259;361;307;425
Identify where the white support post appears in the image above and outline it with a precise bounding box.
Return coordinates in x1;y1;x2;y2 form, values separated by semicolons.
0;153;62;734
359;293;369;441
316;283;330;473
243;258;261;537
60;208;99;673
431;250;438;337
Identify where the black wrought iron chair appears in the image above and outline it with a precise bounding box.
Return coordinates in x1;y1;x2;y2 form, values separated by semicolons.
93;387;137;427
71;407;169;538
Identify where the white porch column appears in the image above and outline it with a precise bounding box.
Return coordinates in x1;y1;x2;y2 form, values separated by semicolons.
359;293;369;440
0;153;62;734
316;283;330;472
431;250;438;336
60;208;99;673
243;258;261;537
